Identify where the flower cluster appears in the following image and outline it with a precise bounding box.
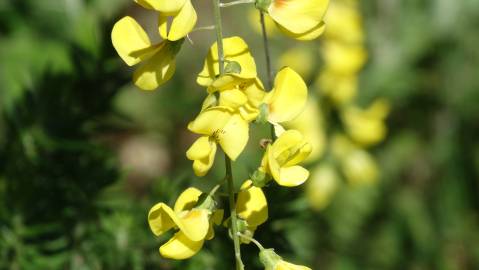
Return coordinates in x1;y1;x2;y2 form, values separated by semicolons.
111;0;331;268
292;0;390;211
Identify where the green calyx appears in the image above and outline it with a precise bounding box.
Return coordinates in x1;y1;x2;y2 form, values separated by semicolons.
195;193;217;211
224;60;242;74
259;249;281;270
255;103;269;124
255;0;272;12
251;169;270;188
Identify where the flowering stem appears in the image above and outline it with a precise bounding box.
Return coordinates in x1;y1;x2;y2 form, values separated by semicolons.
259;11;277;141
212;0;245;269
220;0;255;7
238;233;265;250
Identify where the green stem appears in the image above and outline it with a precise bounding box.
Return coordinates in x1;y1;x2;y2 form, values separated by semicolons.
259;11;277;141
260;11;273;90
238;233;265;250
220;0;255;8
212;1;245;269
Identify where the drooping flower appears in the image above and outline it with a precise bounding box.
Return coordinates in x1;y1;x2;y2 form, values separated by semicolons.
259;248;312;270
236;180;268;239
263;67;308;136
306;164;339;211
134;0;197;41
259;130;312;187
256;0;329;41
111;16;183;90
341;99;390;147
148;187;223;259
331;134;380;185
187;106;249;176
197;36;257;89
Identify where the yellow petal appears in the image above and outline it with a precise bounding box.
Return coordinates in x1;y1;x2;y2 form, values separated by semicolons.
277;165;309;187
111;16;156;66
321;41;367;75
192;142;217;177
160;0;197;41
174;187;202;212
267;145;281;183
148;204;209;241
283;142;312;167
134;0;186;13
178;209;210;241
133;41;179;90
271;129;304;159
276;260;312;270
186;136;212;160
159;231;204;259
276;21;326;41
197;36;257;87
217;113;249;161
242;78;266;108
219;89;248;109
236;180;268;227
268;0;329;35
342;149;379;185
148;203;177;236
188;107;233;136
306;164;339;211
267;67;307;123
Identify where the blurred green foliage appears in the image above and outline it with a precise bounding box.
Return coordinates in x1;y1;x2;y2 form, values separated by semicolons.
1;0;479;269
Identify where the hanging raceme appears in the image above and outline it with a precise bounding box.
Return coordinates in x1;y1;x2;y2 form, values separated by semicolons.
111;0;332;268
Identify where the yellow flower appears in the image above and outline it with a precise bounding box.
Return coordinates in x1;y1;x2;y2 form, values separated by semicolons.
321;41;367;75
236;180;268;230
197;36;257;90
201;78;267;123
259;248;312;270
111;16;182;90
187;107;249;176
323;1;364;44
306;164;339;211
148;187;223;259
134;0;197;41
283;97;326;162
258;0;329;40
264;67;308;135
317;70;358;106
341;99;390;147
260;130;312;187
343;148;379;185
331;134;380;185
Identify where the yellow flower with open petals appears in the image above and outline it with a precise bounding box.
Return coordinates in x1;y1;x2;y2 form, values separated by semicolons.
202;78;266;122
236;180;268;229
111;16;183;90
197;36;257;89
260;130;312;187
134;0;197;41
264;67;308;135
341;99;390;147
257;0;329;40
187;107;249;176
148;187;223;259
259;248;312;270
